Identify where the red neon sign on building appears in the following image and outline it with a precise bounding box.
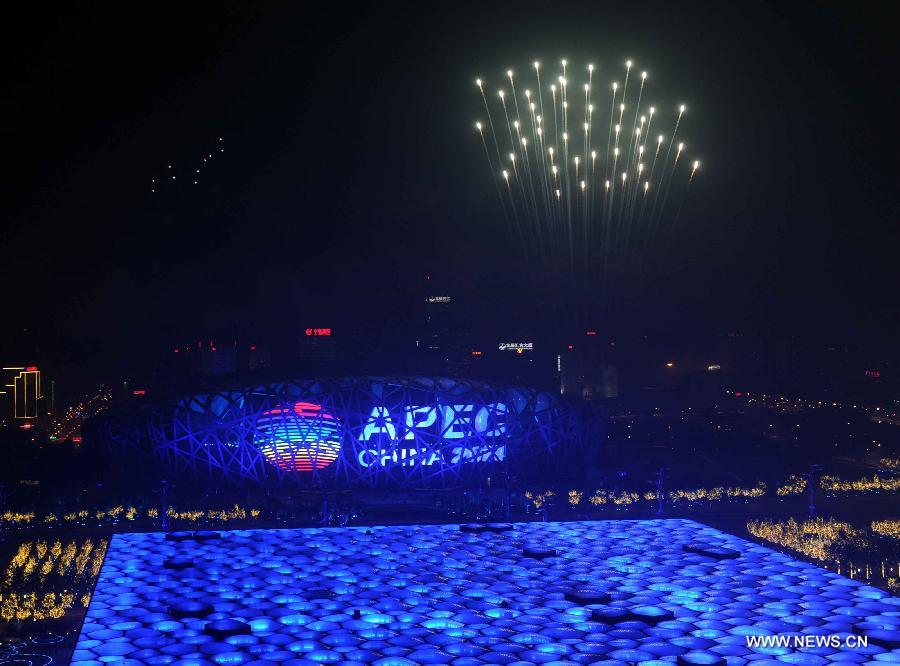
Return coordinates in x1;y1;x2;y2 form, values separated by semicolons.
305;328;332;337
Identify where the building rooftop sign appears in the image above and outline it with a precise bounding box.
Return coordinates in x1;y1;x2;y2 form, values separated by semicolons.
498;342;533;352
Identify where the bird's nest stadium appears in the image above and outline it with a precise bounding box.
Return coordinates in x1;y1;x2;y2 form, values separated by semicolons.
88;376;589;489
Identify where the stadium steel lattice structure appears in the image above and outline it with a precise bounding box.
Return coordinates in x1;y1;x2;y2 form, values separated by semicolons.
92;376;584;489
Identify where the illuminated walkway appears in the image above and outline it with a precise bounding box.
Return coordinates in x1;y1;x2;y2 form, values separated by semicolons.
72;520;899;664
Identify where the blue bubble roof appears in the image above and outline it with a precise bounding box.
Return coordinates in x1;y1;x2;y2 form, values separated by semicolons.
72;519;900;664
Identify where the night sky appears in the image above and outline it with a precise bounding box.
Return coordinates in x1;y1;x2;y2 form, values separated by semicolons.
4;1;897;387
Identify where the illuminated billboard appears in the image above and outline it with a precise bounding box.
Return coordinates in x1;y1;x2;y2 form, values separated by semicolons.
498;342;533;353
92;376;580;488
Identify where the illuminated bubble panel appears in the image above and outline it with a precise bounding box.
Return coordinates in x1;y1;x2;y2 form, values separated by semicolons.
72;520;900;665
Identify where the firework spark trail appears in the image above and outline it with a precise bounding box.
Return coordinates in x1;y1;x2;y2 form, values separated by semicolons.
535;61;546;126
563;129;572;229
612;62;630;255
625;105;651;235
673;160;701;227
512;114;540;228
631;107;655;224
528;94;553;223
478;121;531;264
559;59;581;326
619;60;632;127
647;134;664;193
532;62;555;225
625;71;647;177
615;169;630;267
501;92;541;241
655;140;685;235
612;64;634;262
606;141;621;233
475;122;509;222
508;149;541;264
650;143;684;245
641;106;656;166
602;79;618;264
550;119;562;246
650;104;686;222
635;132;665;243
499;91;517;166
538;73;567;279
560;68;574;238
625;157;644;234
602;139;621;301
508;71;541;226
476;81;531;262
616;64;642;243
501;170;522;241
605;82;618;182
609;131;621;218
583;70;592;183
551;84;560;188
472;58;700;333
582;65;594;292
625;117;647;226
508;70;523;134
476;80;505;172
626;138;644;230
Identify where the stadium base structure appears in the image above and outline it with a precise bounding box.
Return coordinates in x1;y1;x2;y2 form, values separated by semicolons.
90;376;587;489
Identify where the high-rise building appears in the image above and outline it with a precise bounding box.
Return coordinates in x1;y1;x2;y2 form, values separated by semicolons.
2;366;43;420
166;340;268;382
299;328;340;366
416;280;472;374
423;295;454;351
559;334;619;400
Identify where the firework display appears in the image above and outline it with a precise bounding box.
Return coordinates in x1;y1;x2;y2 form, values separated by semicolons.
150;137;225;192
474;58;701;330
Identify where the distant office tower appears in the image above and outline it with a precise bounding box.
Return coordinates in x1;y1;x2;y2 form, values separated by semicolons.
559;343;619;400
424;296;453;351
200;343;237;377
2;366;43;419
416;276;473;375
167;340;268;382
299;328;340;365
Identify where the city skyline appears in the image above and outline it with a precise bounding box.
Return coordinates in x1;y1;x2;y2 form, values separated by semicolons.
0;6;897;662
3;1;897;387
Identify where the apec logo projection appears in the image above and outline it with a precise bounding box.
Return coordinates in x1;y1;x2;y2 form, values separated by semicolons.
356;402;509;468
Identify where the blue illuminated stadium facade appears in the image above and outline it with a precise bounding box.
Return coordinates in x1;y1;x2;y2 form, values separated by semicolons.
93;376;582;488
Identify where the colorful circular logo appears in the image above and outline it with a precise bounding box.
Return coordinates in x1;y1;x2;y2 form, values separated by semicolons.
254;401;342;472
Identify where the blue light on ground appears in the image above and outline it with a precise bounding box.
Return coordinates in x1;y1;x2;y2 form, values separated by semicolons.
72;520;899;664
